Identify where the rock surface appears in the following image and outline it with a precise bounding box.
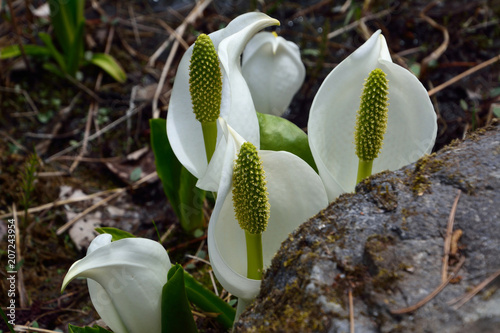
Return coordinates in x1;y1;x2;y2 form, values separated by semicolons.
235;123;500;333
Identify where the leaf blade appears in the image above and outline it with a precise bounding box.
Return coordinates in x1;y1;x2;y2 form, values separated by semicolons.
95;227;136;241
257;112;317;172
89;53;127;83
162;265;198;333
150;118;205;233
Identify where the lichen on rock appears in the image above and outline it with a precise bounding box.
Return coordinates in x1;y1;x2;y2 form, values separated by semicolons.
236;122;500;332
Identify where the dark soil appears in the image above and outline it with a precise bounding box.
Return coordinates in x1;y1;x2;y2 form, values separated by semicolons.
0;0;499;332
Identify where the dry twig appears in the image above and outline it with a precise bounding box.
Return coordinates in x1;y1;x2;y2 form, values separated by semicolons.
208;270;219;296
69;102;96;173
5;0;31;71
327;8;393;40
55;189;123;235
0;188;120;220
151;0;213;118
35;92;81;155
128;4;141;46
348;288;355;333
428;54;500;97
448;268;500;309
0;86;39;115
291;0;336;19
0;130;29;153
56;171;158;235
160;223;176;244
14;325;62;333
390;256;465;314
45;102;148;162
419;1;449;79
12;204;28;308
442;190;461;282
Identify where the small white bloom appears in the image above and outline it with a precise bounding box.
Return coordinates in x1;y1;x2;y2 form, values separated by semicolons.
62;234;171;333
167;13;280;191
208;119;328;305
308;30;437;201
242;32;306;116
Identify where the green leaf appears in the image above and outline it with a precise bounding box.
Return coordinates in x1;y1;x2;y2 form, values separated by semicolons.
130;167;142;182
150;118;205;233
0;44;51;59
47;0;85;56
0;307;15;333
95;227;136;241
183;271;235;330
68;324;112;333
66;20;85;77
39;32;67;74
162;265;198;333
36;110;54;124
42;62;66;78
493;104;500;118
178;166;206;232
257;112;317;173
150;118;181;205
47;0;71;54
89;53;127;83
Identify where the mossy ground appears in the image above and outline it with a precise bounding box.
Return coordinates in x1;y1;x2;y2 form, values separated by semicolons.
237;123;499;332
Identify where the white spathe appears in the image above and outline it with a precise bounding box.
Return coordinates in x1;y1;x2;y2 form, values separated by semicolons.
62;234;171;333
242;32;305;116
308;30;437;201
208;119;328;303
167;13;280;191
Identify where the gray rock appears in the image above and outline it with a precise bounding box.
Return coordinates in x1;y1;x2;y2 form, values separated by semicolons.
235;123;500;333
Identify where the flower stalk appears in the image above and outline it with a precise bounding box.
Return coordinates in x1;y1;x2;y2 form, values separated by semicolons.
244;232;264;280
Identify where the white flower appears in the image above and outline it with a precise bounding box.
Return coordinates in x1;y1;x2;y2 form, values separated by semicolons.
61;234;171;333
308;30;437;201
167;13;280;191
242;32;305;116
208;119;328;306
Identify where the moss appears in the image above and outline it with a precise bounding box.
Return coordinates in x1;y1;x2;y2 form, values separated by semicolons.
372;183;398;211
409;153;444;195
372;267;400;291
400;207;417;230
356;173;399;211
365;234;395;254
242;280;327;332
363;234;405;292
